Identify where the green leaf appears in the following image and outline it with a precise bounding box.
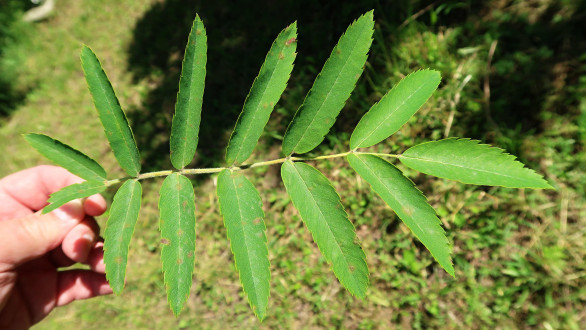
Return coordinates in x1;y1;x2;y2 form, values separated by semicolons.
226;22;297;165
350;69;441;149
24;133;106;181
347;154;454;276
217;170;270;320
42;181;107;214
400;138;553;188
170;15;207;170
282;11;374;155
159;173;196;316
81;46;141;177
281;161;368;297
103;179;142;294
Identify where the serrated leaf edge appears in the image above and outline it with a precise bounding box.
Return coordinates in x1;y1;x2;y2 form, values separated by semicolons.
226;22;297;165
282;161;369;298
170;14;207;169
103;179;142;294
348;154;454;277
282;10;374;155
400;138;553;189
350;69;441;149
217;169;270;320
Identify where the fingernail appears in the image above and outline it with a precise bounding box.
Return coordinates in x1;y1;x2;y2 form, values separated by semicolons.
82;233;95;244
52;199;84;224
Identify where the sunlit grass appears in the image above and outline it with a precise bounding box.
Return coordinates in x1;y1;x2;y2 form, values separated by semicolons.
0;0;581;328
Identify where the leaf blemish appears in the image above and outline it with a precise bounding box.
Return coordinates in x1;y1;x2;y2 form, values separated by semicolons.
114;256;123;264
402;206;414;216
177;229;184;236
253;217;262;225
161;238;171;245
285;37;296;46
177;258;183;265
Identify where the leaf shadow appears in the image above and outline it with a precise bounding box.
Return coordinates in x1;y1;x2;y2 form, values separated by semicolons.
124;0;390;182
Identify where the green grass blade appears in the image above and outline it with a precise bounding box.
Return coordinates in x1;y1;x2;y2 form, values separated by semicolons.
217;170;270;320
282;11;374;155
347;154;454;277
81;46;141;177
350;70;441;149
400;138;553;188
24;133;106;181
281;161;369;297
42;181;107;214
103;179;142;294
170;14;207;169
159;173;196;316
226;22;297;165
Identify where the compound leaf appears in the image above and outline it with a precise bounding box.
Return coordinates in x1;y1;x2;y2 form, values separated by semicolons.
24;133;106;181
282;11;374;155
226;22;297;165
400;138;553;188
217;170;270;320
103;179;142;294
159;173;196;316
347;154;454;276
281;161;368;297
170;14;207;169
81;46;141;177
350;70;441;149
43;181;107;214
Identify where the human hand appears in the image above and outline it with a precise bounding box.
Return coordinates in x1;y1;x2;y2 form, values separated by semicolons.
0;165;113;329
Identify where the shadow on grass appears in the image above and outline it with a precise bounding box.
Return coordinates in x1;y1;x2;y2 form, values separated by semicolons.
453;0;586;155
125;0;586;173
124;0;427;175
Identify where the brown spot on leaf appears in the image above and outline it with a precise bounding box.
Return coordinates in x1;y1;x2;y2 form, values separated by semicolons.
114;256;123;264
278;52;285;59
177;229;184;237
196;29;202;35
177;258;183;265
349;265;356;272
253;217;262;225
187;251;193;258
176;183;182;191
161;238;170;245
285;37;296;46
182;200;188;208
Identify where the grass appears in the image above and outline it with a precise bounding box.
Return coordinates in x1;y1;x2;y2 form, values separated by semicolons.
0;0;584;328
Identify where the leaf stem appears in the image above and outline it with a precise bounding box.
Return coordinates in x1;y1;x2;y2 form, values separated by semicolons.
105;151;398;184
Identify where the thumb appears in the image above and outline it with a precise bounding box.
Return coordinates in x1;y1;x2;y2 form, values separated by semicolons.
0;200;85;271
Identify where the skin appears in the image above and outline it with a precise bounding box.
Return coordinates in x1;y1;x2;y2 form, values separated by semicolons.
0;166;113;329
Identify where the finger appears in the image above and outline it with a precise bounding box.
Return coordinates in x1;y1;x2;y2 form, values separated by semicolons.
49;246;75;269
84;194;107;217
0;165;84;212
56;270;113;307
86;241;106;273
0;200;85;271
61;217;100;264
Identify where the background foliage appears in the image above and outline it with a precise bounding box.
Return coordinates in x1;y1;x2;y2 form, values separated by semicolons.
0;0;584;328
